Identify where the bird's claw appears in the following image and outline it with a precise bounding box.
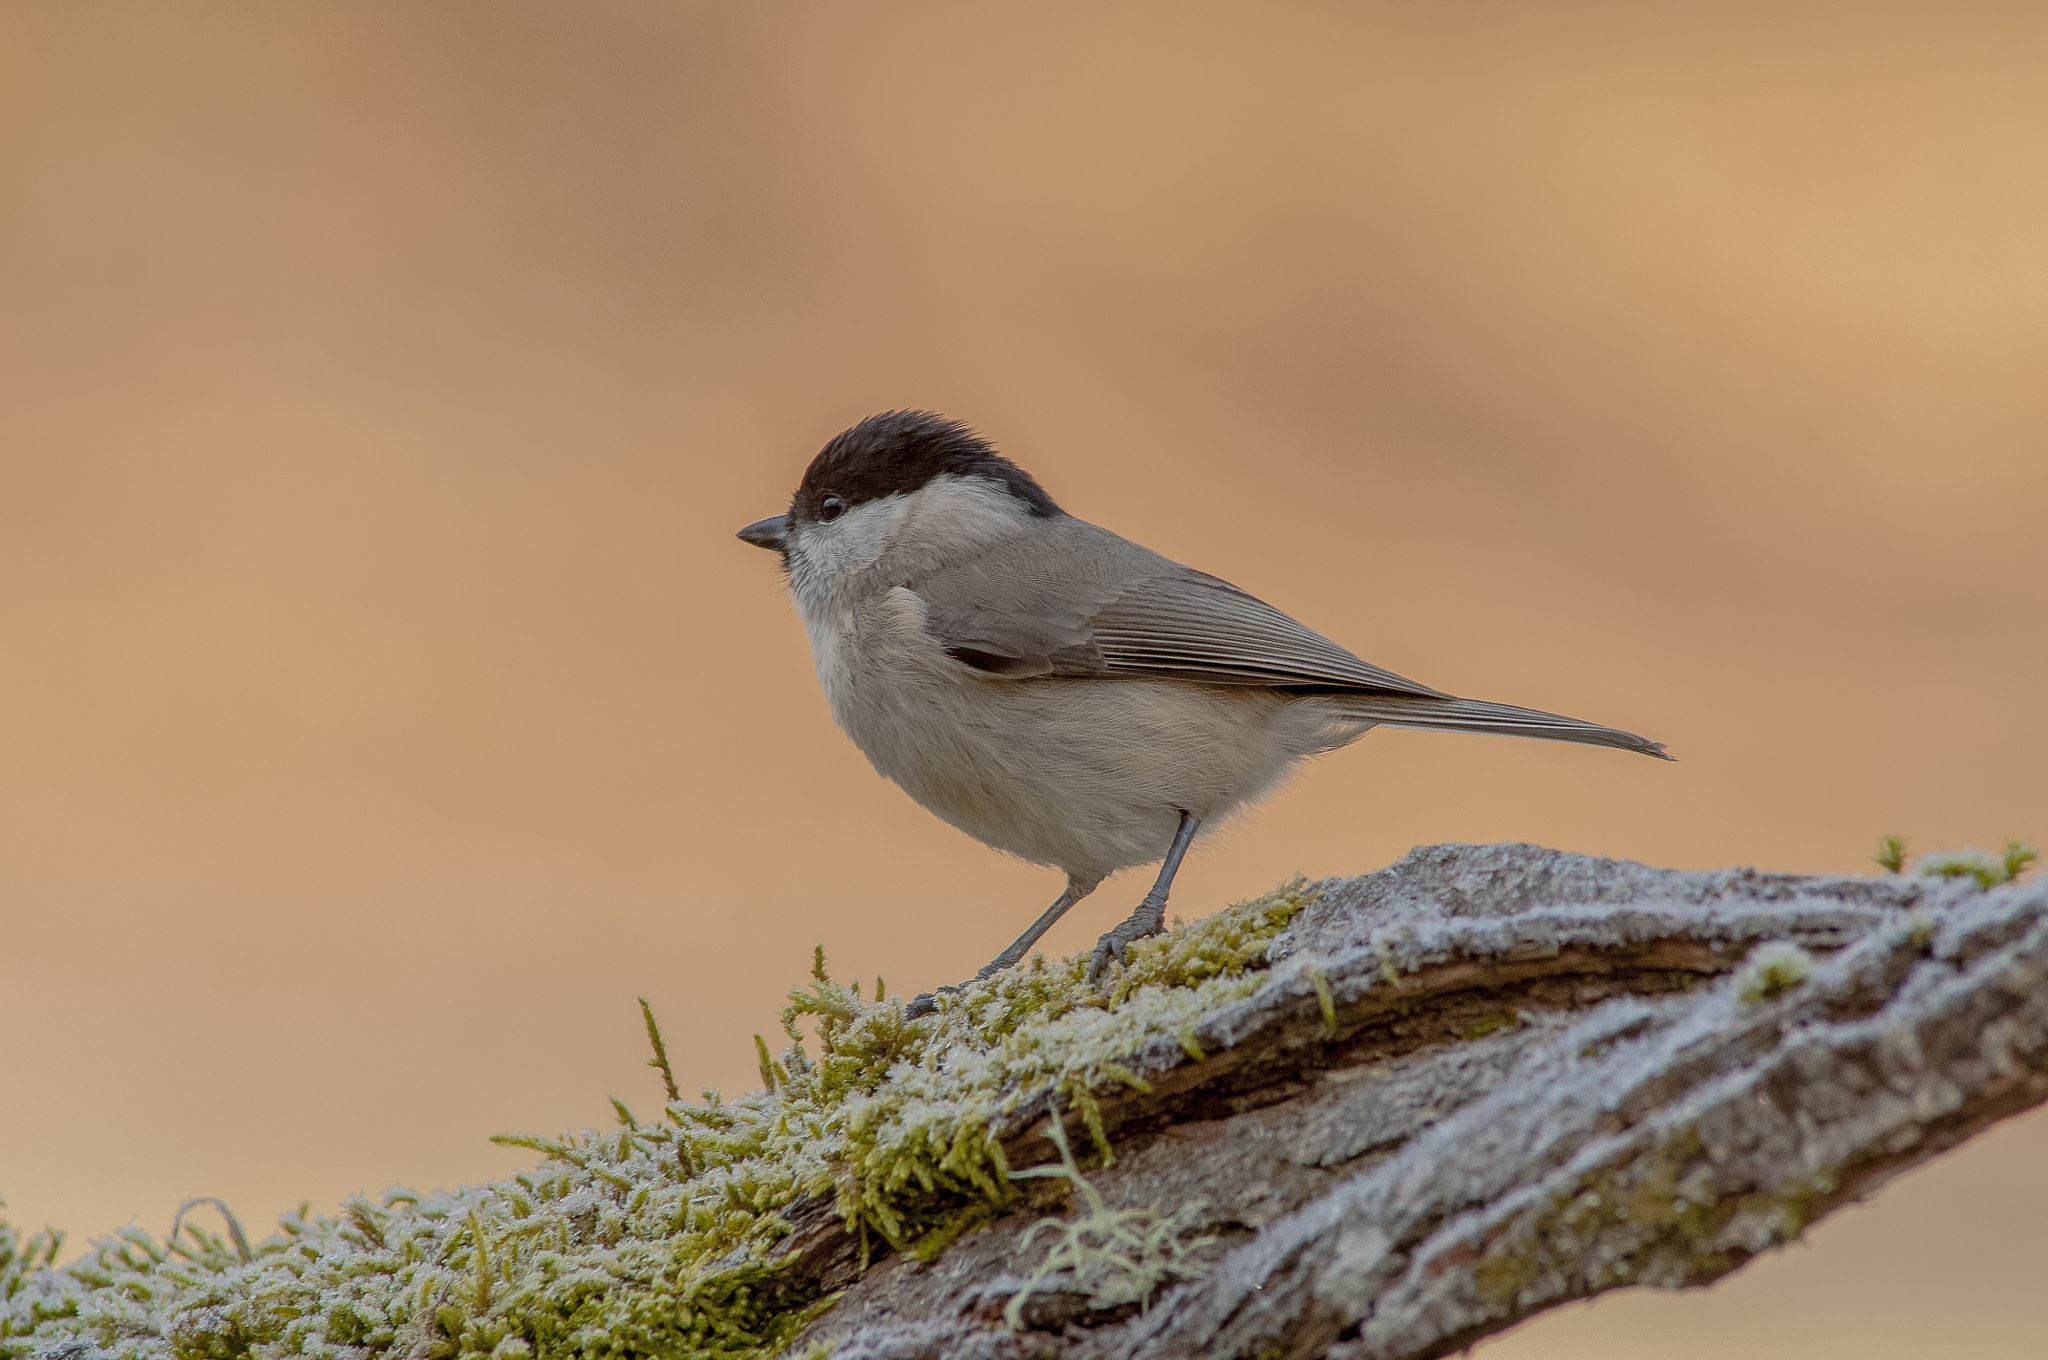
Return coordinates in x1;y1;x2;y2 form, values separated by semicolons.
904;984;963;1020
1085;911;1166;984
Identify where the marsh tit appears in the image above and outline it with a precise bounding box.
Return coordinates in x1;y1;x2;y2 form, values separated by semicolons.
738;412;1668;1016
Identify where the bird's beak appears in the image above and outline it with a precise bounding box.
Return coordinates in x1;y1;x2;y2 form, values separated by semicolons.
736;514;789;552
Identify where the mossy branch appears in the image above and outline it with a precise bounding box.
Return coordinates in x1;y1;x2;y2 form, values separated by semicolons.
797;842;2048;1359
6;844;2042;1360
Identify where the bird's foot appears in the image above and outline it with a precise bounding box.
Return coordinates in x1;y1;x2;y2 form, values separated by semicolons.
904;984;963;1020
1086;899;1169;983
907;947;1052;1017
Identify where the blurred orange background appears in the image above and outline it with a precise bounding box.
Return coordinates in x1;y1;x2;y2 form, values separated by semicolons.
3;4;2044;1357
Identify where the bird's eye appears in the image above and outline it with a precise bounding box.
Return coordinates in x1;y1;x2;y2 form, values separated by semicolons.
819;495;848;522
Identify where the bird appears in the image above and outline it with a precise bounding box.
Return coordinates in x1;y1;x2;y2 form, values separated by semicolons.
736;411;1668;1016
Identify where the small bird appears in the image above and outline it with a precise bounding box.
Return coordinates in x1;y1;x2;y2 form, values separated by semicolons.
738;412;1668;1015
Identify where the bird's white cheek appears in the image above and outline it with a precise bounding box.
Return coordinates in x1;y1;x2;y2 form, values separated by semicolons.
789;499;909;586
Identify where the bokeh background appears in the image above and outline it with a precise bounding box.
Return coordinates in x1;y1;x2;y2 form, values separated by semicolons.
4;4;2045;1356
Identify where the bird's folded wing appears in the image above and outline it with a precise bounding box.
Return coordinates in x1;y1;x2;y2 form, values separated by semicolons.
1083;570;1446;693
910;529;1443;695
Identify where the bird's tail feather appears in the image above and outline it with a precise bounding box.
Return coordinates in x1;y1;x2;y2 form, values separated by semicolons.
1329;692;1671;760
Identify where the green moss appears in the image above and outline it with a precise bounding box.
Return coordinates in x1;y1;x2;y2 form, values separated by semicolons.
1308;965;1337;1035
1470;1241;1537;1306
906;1204;999;1266
1879;834;2037;889
1917;847;2016;890
1772;1167;1840;1239
812;875;1318;1246
1471;1127;1842;1312
1;878;1318;1360
1458;1012;1519;1043
1734;943;1813;1004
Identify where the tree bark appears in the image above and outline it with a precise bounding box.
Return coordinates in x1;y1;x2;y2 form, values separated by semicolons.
787;844;2048;1360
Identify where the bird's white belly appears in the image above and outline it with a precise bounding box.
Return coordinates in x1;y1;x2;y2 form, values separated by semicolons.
807;589;1332;879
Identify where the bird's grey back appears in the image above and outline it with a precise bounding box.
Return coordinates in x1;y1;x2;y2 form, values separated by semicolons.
910;515;1446;694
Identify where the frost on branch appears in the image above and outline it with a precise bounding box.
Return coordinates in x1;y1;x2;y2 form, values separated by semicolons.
805;843;2048;1360
5;843;2043;1360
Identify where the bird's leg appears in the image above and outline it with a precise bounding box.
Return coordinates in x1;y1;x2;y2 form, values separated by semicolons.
905;874;1100;1019
1087;811;1201;983
972;874;1102;980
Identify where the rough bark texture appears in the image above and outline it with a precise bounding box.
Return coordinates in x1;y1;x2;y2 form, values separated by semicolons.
784;844;2048;1360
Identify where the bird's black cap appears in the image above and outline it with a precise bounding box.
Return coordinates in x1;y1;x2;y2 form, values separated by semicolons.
792;411;1061;523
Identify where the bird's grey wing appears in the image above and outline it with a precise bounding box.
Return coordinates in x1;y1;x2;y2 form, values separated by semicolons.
1082;568;1446;694
909;521;1668;759
907;551;1119;678
1089;573;1668;755
909;521;1445;695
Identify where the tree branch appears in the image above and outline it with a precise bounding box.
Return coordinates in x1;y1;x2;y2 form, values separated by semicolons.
794;844;2048;1360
